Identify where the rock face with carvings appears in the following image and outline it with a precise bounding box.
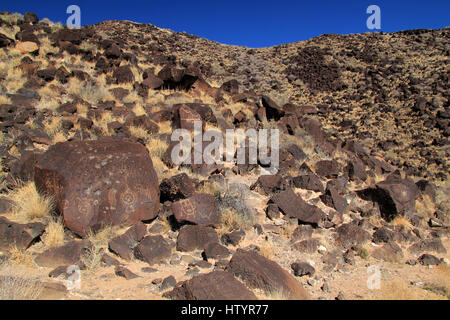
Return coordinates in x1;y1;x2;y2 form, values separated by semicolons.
34;138;160;237
171;193;221;226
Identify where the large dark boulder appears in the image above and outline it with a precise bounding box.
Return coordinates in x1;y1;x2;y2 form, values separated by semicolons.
164;271;257;300
226;249;309;299
34;138;160;237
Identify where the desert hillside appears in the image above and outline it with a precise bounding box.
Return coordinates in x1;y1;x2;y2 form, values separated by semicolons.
0;12;448;300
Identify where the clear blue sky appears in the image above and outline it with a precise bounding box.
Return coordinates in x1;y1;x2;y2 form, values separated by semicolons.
2;1;449;47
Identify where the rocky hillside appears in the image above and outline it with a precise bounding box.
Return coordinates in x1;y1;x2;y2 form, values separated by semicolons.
0;11;448;300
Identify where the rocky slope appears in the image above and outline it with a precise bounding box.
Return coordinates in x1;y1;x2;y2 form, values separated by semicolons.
0;11;448;300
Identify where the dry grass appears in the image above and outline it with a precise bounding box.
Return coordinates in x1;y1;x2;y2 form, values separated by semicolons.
81;226;120;271
390;216;413;231
145;135;168;159
279;223;298;239
415;195;437;219
197;181;221;197
35;95;60;112
0;263;43;300
92;111;125;136
258;239;275;259
52;131;68;144
0;13;23;25
158;121;173;135
8;246;35;268
254;287;292;300
0;95;11;105
7;181;54;223
42;218;65;249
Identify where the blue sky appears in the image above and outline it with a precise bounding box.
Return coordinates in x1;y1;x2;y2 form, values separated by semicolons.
2;1;449;47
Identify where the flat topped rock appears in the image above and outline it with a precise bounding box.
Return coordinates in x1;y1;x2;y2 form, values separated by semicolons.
34;138;160;237
164;271;257;300
226;249;309;300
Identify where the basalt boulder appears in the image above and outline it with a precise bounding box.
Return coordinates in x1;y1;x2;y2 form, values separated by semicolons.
34;138;160;237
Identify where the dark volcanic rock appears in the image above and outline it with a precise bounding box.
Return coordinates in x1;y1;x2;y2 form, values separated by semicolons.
293;173;324;193
171;193;220;226
270;189;325;225
226;249;309;300
34;138;160;237
164;271;256;300
159;173;195;202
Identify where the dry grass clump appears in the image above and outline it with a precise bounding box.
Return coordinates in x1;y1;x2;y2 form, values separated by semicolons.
8;246;35;268
42;218;65;249
0;263;43;300
279;223;298;239
390;216;413;231
7;181;54;222
158;121;173;135
81;226;120;271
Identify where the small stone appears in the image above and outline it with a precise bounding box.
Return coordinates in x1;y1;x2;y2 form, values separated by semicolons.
160;276;177;292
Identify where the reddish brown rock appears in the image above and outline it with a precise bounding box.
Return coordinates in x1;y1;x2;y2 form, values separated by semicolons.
115;266;139;280
226;249;309;300
108;223;147;261
113;65;135;84
172;194;220;226
159;173;195;202
164;271;257;300
34;138;160;237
